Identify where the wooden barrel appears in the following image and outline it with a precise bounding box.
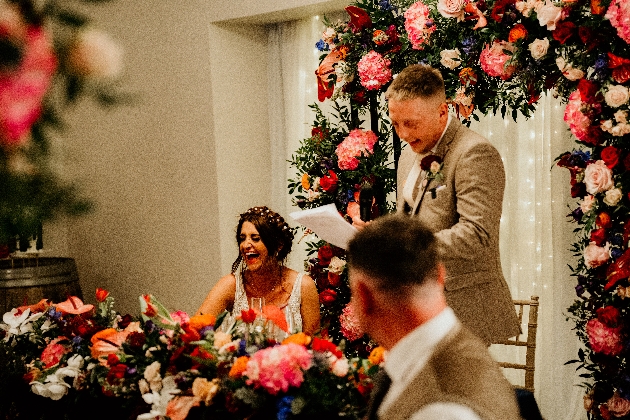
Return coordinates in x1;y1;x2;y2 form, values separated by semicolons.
0;257;82;315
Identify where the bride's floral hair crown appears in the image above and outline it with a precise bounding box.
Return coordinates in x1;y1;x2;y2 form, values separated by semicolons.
232;206;294;273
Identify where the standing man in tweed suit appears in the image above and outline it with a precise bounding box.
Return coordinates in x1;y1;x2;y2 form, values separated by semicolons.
347;214;521;420
357;64;519;344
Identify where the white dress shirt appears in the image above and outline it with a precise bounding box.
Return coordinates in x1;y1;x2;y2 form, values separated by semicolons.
378;307;482;420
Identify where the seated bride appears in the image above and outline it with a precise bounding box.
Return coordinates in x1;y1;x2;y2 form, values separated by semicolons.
196;206;320;334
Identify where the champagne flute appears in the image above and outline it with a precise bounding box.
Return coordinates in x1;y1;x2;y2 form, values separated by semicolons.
250;297;265;333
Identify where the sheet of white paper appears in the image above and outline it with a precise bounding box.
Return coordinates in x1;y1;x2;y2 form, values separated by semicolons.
289;204;358;250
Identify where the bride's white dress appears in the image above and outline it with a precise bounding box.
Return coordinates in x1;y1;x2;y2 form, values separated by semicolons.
222;269;304;333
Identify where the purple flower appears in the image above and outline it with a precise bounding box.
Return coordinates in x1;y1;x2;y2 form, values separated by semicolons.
569;207;583;222
461;37;477;55
379;0;394;11
277;396;295;420
47;307;62;320
200;325;214;337
575;284;585;297
611;248;624;259
126;366;137;376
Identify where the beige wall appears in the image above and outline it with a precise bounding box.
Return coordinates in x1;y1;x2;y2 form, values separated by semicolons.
45;1;343;315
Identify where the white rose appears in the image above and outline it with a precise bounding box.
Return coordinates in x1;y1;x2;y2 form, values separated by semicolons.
331;357;350;377
584;160;615;194
528;38;549;60
612;124;625;136
556;56;566;71
581;195;595;212
601;120;614;132
30;375;70;401
328;256;346;274
440;49;461;69
437;0;466;20
564;66;585;81
604;188;623;206
537;0;562;30
605;85;630;108
66;28;123;79
584;242;610;268
614;110;628;124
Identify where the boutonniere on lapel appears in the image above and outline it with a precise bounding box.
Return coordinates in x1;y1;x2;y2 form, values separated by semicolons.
420;155;445;199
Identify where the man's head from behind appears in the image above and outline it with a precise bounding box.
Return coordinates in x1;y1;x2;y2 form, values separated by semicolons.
347;214;446;348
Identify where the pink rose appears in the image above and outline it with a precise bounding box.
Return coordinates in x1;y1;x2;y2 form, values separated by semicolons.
584;242;609;268
584;160;614;194
564;91;594;142
537;0;562;30
437;0;466;20
41;338;69;368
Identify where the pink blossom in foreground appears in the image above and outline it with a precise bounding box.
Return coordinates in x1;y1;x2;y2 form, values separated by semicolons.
340;303;364;341
245;343;313;395
606;0;630;44
479;41;516;80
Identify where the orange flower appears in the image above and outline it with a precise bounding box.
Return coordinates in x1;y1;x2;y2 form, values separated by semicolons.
55;296;94;315
17;298;50;314
229;356;250;378
189;314;216;332
591;0;605;14
142;294;158;317
301;173;311;190
282;332;312;346
90;328;129;360
95;288;110;302
459;67;478;86
368;346;386;366
508;24;527;42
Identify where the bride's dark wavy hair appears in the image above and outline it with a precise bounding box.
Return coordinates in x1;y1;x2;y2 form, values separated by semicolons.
231;206;294;273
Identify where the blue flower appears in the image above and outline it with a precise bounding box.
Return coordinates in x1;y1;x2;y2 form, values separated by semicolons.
277;395;295;420
72;336;83;347
611;248;623;260
379;0;393;11
315;40;329;51
47;307;62;320
461;37;477;55
238;339;248;356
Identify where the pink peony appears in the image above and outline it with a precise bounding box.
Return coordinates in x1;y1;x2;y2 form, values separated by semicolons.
357;51;392;90
479;41;516;80
0;26;56;146
170;310;190;326
584;242;610;268
606;0;630;44
245;343;313;395
336;129;378;170
586;318;623;356
584;160;614;194
66;28;123;79
339;303;364;341
564;91;594;142
404;1;436;50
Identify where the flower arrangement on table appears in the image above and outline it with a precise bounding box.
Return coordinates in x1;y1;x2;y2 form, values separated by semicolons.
0;289;381;420
0;0;126;255
288;0;630;416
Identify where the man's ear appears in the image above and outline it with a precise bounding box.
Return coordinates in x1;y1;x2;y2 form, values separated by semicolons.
356;279;376;316
436;262;446;288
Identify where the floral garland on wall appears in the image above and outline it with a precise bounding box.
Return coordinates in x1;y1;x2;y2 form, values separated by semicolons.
289;0;630;416
0;0;125;256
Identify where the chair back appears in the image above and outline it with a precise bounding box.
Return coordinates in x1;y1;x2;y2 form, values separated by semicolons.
496;296;539;393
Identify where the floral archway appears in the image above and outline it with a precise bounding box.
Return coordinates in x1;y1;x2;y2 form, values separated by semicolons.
288;0;630;418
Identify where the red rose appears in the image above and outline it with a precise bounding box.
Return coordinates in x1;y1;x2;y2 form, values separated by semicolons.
311;337;343;358
578;79;600;103
570;183;586;198
596;306;621;327
601;146;620;169
606;248;630;290
590;228;607;246
597;212;613;229
320;170;338;193
311;127;324;140
319;289;337;305
318;245;334;266
420;155;443;171
328;272;341;287
508;24;527;42
552;21;576;44
107;353;120;366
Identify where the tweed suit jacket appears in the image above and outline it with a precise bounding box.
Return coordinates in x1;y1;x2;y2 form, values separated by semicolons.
396;118;520;343
380;322;522;420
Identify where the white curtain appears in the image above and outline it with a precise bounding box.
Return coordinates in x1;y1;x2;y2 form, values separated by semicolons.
269;17;586;420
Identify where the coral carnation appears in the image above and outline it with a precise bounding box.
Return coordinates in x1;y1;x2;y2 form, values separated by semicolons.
404;1;436;50
479;41;516;80
339;303;364;341
357;50;392;90
336;129;378;170
586;318;623;356
245;343;313;395
606;0;630;44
